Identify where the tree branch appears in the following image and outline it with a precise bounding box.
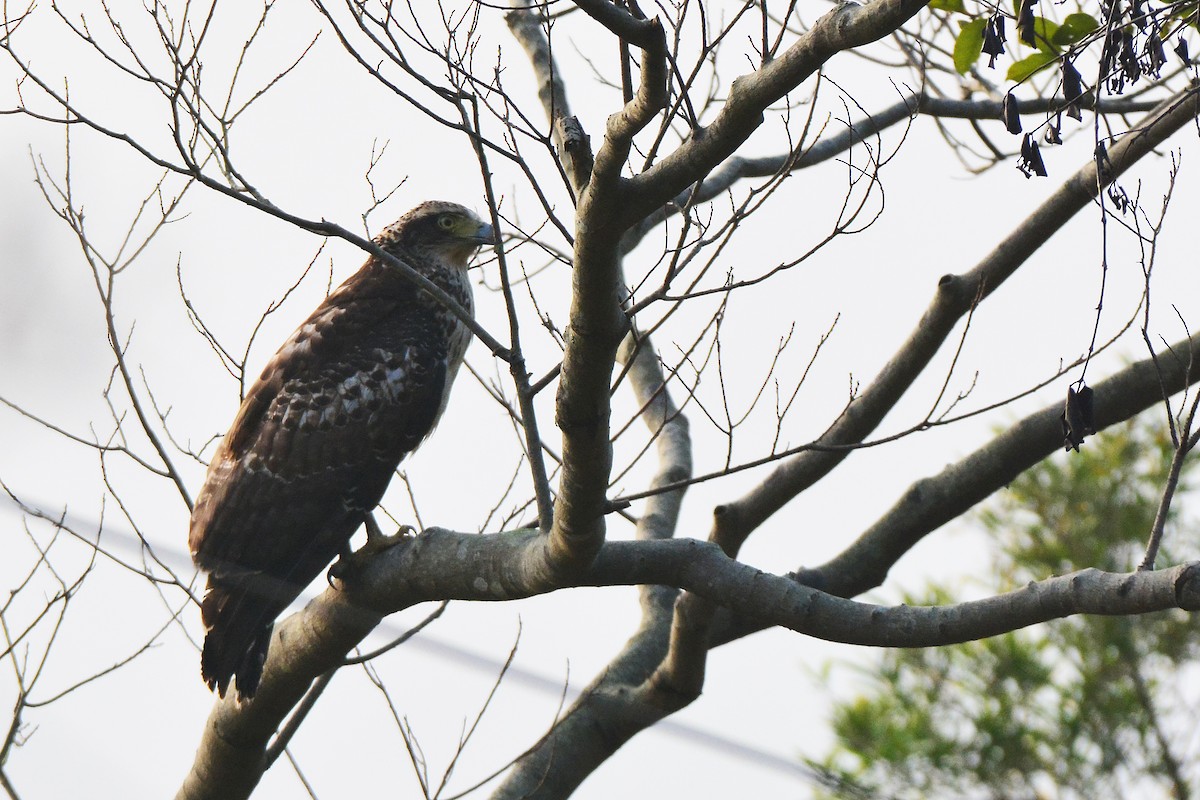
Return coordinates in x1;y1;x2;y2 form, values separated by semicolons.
546;15;668;575
618;0;932;228
706;323;1200;646
710;83;1200;560
506;6;595;195
809;328;1200;598
493;330;693;799
176;527;1200;799
569;0;661;49
620;93;1167;253
0;38;507;359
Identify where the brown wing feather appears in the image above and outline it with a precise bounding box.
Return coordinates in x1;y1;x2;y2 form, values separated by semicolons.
189;272;452;698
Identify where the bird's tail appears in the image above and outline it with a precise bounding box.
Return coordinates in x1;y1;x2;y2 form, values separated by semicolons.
199;579;277;700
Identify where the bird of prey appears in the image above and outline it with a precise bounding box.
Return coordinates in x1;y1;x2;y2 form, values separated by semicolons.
188;201;494;699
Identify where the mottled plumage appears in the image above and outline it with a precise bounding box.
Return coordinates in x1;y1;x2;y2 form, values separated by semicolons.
189;201;493;699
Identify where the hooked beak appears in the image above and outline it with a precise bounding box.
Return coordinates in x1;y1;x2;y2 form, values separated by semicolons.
471;221;498;247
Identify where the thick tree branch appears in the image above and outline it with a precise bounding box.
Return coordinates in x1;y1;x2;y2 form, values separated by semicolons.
499;10;706;777
707;324;1200;646
810;329;1200;598
710;84;1200;559
569;0;661;49
177;527;1200;800
618;0;932;228
547;17;668;575
493;331;693;799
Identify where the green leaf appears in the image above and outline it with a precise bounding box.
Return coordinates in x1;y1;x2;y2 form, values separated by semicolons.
1031;16;1061;51
1179;3;1200;30
1006;50;1059;81
1052;12;1101;46
930;0;968;13
954;18;988;74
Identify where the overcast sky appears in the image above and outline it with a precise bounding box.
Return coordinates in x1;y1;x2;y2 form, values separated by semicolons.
2;2;1198;798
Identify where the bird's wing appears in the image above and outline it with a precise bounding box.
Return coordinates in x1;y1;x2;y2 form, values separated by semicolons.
188;285;453;697
188;289;450;584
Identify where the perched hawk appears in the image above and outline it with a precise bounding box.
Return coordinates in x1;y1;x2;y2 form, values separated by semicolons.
189;201;494;699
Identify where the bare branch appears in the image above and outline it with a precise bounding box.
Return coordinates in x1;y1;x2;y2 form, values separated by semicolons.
711;84;1200;559
795;324;1200;603
176;524;1200;799
495;327;694;798
546;12;668;573
505;6;595;195
620;0;932;227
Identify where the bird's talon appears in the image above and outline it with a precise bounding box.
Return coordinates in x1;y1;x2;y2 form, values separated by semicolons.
363;523;417;553
328;523;417;588
327;540;356;587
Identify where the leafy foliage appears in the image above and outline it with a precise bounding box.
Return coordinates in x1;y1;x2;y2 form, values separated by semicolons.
945;0;1197;175
955;18;990;74
813;419;1200;800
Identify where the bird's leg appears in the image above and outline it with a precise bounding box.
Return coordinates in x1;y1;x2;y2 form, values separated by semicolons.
328;513;416;587
363;513;417;551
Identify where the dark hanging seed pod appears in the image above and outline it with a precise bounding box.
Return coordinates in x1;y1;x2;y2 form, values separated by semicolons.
983;14;1007;67
1061;384;1096;452
1018;0;1037;45
1018;133;1048;178
1044;116;1062;145
1002;92;1023;134
1174;36;1190;64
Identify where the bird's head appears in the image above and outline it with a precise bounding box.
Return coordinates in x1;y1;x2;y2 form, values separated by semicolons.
378;201;497;270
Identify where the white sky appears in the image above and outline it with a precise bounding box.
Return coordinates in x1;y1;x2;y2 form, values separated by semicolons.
2;2;1198;798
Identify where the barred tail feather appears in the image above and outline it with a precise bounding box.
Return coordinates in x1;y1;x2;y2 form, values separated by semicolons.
200;582;275;700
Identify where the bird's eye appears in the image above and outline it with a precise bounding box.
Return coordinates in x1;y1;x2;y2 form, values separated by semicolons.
437;215;456;231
